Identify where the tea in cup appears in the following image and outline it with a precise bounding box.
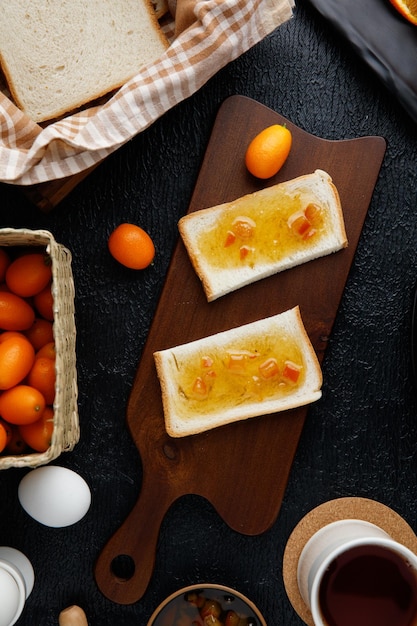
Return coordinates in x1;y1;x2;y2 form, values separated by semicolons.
297;519;417;626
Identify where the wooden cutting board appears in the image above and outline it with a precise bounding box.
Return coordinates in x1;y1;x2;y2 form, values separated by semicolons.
94;95;386;604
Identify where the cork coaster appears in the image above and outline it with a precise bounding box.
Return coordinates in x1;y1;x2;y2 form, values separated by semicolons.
282;497;417;625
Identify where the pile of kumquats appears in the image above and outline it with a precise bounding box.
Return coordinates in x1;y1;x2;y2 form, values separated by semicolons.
0;247;56;455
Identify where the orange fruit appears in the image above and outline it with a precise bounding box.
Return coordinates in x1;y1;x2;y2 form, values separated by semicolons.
245;124;292;179
36;341;56;361
24;318;54;351
0;418;11;453
0;291;35;331
0;334;35;390
108;223;155;270
27;357;56;405
19;406;54;452
5;424;28;455
389;0;417;24
0;249;11;283
0;331;25;344
0;385;46;425
5;252;52;297
33;282;54;321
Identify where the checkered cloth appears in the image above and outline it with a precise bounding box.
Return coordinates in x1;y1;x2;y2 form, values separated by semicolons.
0;0;294;185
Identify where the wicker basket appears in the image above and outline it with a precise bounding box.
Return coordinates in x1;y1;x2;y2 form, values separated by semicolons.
0;228;79;469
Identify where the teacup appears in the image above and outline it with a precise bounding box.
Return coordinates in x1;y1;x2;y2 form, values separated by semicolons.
0;547;34;626
297;519;417;626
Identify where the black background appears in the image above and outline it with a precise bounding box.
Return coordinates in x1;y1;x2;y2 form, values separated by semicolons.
1;1;417;624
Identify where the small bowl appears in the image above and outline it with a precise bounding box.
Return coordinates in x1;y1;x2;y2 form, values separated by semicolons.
147;583;267;625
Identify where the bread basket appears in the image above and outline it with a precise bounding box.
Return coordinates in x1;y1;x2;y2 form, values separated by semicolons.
0;228;79;469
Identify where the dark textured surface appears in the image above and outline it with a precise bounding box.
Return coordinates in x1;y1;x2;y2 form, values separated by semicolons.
0;1;417;624
307;0;417;123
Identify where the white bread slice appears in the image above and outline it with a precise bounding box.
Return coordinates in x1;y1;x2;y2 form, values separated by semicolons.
154;306;322;437
0;0;169;123
179;170;348;302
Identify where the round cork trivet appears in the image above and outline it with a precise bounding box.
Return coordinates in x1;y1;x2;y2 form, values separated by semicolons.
282;497;417;625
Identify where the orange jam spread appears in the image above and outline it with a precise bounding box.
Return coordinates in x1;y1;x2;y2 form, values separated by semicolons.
197;189;325;269
174;332;305;415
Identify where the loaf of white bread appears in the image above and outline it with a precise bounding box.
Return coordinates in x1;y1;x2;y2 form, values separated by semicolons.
179;170;348;302
154;306;322;437
0;0;169;122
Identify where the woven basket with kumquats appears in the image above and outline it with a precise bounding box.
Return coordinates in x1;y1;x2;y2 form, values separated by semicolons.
0;228;79;469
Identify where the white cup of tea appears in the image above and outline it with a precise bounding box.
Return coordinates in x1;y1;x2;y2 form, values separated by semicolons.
297;519;417;626
0;547;34;626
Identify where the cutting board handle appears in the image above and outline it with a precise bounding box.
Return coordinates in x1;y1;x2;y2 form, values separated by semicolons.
94;474;176;604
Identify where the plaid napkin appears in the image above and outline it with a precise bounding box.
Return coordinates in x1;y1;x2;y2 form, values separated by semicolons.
0;0;294;186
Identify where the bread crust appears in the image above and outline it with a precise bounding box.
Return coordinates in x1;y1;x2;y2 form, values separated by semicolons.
179;170;348;302
154;306;322;437
151;0;169;19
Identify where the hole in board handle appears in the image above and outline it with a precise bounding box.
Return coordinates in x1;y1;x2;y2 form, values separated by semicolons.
111;554;135;581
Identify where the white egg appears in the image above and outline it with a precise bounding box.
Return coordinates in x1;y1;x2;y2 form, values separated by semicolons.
18;466;91;528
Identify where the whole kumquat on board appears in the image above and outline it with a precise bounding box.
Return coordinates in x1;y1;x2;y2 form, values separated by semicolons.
245;124;292;179
0;291;35;331
0;384;46;425
108;223;155;270
5;252;52;297
0;334;35;390
19;406;54;453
